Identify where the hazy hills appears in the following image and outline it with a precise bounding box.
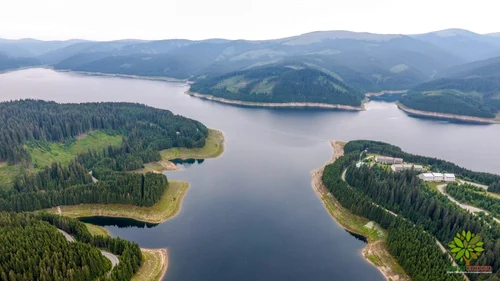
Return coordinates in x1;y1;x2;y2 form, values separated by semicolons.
1;28;500;93
413;29;500;62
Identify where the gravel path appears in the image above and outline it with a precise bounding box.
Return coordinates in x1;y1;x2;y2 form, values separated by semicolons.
436;184;500;224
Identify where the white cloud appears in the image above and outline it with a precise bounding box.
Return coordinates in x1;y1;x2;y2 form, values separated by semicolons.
0;0;498;40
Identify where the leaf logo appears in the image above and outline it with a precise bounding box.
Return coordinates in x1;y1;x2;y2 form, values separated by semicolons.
448;230;484;266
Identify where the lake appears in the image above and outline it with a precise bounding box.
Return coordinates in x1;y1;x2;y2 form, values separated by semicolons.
2;68;499;281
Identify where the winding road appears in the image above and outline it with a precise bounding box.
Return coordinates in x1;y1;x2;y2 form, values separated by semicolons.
340;163;463;274
436;184;500;224
57;229;119;267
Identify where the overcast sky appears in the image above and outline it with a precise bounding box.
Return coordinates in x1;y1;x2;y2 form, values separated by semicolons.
1;0;498;41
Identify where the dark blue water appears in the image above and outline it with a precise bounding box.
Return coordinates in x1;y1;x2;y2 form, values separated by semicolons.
2;68;500;281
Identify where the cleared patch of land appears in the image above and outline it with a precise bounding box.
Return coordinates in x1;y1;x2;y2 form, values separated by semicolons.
161;129;225;160
27;131;122;168
132;249;168;281
0;131;122;190
47;180;189;224
0;162;22;190
311;141;409;281
84;223;109;237
132;129;225;174
132;160;179;174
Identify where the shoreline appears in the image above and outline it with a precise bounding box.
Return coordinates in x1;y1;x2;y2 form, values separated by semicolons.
0;66;189;83
311;141;409;281
48;180;190;224
57;69;189;82
136;128;225;174
160;128;225;160
365;90;408;97
132;248;169;281
81;214;169;281
397;102;500;124
186;91;365;111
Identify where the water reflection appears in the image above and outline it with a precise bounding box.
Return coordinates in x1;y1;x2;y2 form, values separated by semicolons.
79;216;159;228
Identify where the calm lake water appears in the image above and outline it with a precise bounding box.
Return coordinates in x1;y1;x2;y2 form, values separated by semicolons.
2;68;500;281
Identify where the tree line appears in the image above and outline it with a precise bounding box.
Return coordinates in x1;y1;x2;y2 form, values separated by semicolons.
190;66;365;106
0;100;208;164
0;100;209;211
344;140;500;187
0;212;112;281
38;213;142;281
446;183;500;219
399;90;497;118
322;150;463;281
323;140;500;281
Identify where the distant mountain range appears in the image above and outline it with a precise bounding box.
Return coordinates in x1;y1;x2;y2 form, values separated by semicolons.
1;28;500;117
0;28;498;82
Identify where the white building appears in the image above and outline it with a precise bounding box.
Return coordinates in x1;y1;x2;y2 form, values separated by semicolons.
432;173;444;182
391;164;424;172
419;173;434;181
444;173;456;182
376;156;403;164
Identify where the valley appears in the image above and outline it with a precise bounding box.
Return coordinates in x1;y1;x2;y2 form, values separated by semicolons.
1;69;499;281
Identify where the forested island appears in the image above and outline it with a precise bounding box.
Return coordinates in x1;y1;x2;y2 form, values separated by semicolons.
317;140;500;281
189;65;365;109
0;99;224;281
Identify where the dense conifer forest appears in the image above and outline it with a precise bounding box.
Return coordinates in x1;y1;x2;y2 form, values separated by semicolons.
489;182;500;194
399;75;500;119
0;100;208;164
0;100;209;211
0;212;142;281
447;183;500;218
322;140;500;281
190;66;365;106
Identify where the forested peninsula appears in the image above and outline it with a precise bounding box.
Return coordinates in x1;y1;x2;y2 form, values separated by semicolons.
0;100;208;211
189;65;365;109
318;140;500;281
0;99;223;281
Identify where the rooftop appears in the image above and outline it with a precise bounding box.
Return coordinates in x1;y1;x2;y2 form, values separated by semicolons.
432;173;444;176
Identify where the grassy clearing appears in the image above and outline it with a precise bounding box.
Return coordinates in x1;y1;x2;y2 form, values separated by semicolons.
320;187;383;241
0;131;122;190
132;160;179;174
27;131;122;168
84;223;109;237
0;163;22;190
160;129;224;160
47;180;189;224
426;182;443;193
132;249;168;281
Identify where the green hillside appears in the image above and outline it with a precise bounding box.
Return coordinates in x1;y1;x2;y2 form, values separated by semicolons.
399;89;498;118
399;57;500;118
190;65;365;106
